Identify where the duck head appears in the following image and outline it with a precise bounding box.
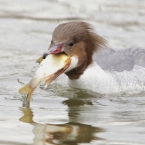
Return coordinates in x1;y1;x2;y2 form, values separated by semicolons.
44;21;106;79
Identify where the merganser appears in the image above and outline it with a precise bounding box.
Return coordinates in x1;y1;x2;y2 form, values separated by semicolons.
19;21;145;99
42;21;145;95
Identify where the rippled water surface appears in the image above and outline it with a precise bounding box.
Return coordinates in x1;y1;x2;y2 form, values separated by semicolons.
1;0;145;145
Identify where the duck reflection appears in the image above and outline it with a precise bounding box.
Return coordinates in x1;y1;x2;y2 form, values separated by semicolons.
20;99;103;145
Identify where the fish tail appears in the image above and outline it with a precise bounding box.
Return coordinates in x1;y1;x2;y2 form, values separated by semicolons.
19;84;34;102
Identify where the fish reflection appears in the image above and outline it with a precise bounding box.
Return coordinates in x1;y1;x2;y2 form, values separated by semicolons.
20;107;103;145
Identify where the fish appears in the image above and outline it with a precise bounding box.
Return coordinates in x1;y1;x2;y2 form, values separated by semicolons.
19;54;70;103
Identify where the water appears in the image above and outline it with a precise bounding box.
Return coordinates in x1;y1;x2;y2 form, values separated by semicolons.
0;0;145;144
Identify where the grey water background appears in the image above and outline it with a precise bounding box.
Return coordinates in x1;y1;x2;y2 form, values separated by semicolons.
0;0;145;144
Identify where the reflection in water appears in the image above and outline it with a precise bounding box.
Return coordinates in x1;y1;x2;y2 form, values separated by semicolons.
63;99;93;107
20;100;103;145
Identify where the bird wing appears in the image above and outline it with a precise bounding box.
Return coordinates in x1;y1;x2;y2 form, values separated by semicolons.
93;47;145;72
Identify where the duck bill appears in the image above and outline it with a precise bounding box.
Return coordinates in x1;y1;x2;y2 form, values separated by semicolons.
48;44;63;54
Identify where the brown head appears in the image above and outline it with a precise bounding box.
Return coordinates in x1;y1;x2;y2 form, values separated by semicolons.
45;21;106;79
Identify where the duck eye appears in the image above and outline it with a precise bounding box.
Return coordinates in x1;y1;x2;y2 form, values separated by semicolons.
69;41;74;47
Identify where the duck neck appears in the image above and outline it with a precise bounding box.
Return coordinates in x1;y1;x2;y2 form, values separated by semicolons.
65;58;92;79
65;30;107;79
